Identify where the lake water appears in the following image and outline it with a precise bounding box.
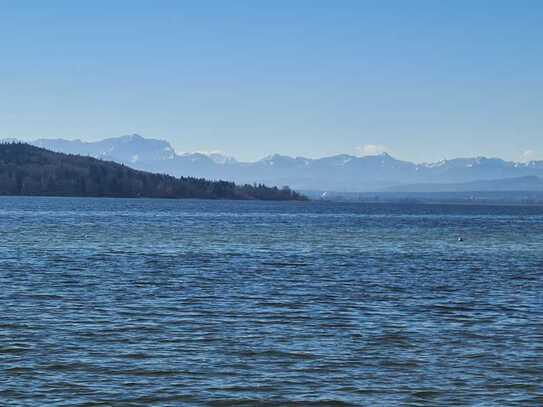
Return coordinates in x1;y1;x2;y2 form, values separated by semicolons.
1;197;542;406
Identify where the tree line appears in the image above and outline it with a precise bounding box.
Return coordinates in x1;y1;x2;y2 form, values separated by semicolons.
0;142;307;201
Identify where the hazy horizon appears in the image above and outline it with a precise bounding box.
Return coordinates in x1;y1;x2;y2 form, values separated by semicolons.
12;133;543;165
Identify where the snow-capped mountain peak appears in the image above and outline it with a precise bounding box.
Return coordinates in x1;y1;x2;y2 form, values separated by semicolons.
15;135;543;192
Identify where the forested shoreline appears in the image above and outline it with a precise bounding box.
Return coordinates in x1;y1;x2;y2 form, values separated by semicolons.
0;143;306;201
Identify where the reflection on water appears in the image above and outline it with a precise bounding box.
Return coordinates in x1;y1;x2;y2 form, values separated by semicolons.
1;197;542;405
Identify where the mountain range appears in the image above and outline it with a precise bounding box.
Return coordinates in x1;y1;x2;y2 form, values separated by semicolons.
11;134;543;193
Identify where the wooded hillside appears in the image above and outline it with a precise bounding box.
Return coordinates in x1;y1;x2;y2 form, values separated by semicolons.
0;143;306;201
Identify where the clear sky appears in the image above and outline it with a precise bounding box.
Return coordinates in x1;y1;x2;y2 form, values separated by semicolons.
1;0;542;162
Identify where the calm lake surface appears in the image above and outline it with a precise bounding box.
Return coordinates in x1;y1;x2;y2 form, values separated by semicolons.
1;197;542;406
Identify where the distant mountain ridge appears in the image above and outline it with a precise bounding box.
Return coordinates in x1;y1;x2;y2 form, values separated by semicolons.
11;134;543;192
33;135;177;164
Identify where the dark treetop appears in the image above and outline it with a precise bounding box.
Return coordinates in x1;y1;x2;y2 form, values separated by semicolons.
0;143;306;200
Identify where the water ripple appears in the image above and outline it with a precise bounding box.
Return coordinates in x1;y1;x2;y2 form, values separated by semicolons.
0;197;542;405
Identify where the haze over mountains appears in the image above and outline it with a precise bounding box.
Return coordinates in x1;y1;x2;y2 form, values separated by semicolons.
16;134;543;193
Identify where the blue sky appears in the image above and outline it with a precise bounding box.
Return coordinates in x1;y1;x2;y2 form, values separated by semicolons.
1;1;542;162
